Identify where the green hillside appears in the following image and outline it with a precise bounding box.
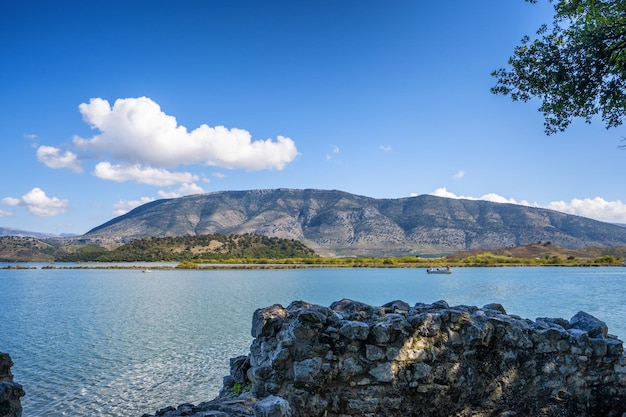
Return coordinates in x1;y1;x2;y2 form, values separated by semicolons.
0;234;317;263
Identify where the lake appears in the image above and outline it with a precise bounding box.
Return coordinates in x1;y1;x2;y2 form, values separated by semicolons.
1;266;625;416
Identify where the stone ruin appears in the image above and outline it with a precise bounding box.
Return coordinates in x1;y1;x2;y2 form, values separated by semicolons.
0;353;24;417
145;299;626;417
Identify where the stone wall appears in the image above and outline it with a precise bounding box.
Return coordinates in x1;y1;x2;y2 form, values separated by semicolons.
0;353;24;417
145;299;626;417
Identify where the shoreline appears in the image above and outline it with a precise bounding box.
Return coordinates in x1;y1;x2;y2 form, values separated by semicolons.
1;263;624;270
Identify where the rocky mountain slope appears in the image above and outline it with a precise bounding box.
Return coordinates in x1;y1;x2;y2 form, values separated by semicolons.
80;189;626;256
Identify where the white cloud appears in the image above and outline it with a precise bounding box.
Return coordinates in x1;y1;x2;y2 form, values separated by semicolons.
431;188;534;206
326;145;340;161
546;197;626;223
158;183;205;199
2;197;21;206
430;188;626;223
0;209;14;217
37;145;83;173
112;197;155;216
23;133;39;140
453;170;465;180
431;188;472;199
73;97;298;171
380;145;392;152
93;162;198;186
2;188;70;217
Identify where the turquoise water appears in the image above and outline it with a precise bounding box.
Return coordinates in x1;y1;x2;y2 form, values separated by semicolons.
1;266;625;416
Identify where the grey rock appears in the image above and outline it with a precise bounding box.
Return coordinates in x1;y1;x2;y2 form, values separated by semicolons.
253;396;291;417
369;362;394;382
338;320;370;341
0;353;23;417
293;358;322;386
252;304;287;338
483;303;507;314
570;311;609;338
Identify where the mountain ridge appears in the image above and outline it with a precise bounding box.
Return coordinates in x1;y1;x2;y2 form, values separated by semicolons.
80;189;626;256
0;227;66;239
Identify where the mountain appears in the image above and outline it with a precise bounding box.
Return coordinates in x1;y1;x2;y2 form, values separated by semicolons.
79;189;626;257
0;227;59;239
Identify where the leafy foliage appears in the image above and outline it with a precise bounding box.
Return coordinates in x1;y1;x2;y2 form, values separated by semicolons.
55;244;109;262
0;234;317;263
79;233;317;262
492;0;626;134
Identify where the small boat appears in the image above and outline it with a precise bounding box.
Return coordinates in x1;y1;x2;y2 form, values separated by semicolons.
426;267;451;274
141;268;152;273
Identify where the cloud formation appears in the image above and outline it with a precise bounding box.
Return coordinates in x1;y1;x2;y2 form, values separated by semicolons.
430;188;533;206
0;209;14;218
453;170;465;180
157;183;206;199
2;188;70;217
430;188;626;223
73;97;298;171
326;145;340;161
112;197;155;217
30;96;299;219
37;145;83;173
93;162;199;186
546;197;626;223
111;184;206;216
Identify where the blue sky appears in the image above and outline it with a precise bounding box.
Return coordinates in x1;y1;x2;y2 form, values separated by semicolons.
1;0;625;235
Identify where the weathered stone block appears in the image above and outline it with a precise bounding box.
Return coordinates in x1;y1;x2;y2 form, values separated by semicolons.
570;311;608;338
365;344;384;361
293;358;322;386
253;395;291;417
252;304;288;338
339;320;370;341
369;362;394;383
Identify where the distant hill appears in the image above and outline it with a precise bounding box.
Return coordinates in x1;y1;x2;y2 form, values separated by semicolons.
80;189;626;256
0;236;57;262
447;242;626;261
0;227;59;239
0;234;317;263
